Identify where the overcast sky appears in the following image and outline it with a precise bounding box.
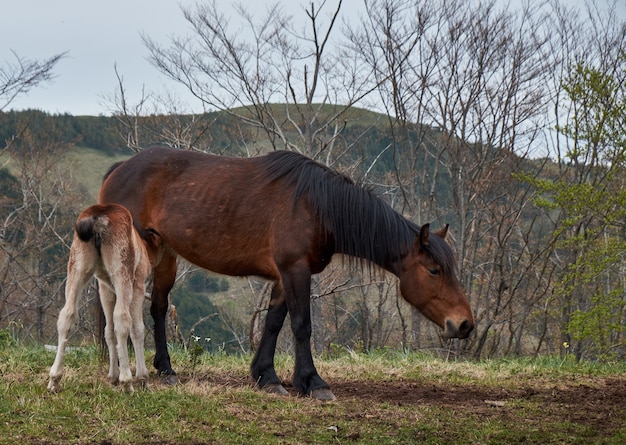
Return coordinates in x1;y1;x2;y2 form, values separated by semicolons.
2;0;624;116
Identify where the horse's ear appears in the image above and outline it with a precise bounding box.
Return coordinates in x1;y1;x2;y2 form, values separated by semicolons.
417;223;431;250
435;224;449;240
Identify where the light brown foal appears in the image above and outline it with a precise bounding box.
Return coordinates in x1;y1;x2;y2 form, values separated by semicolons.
48;204;161;393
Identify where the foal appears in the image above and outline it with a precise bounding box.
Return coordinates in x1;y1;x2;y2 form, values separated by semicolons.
48;204;161;393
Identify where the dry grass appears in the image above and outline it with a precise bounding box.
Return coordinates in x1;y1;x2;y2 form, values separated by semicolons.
0;342;625;444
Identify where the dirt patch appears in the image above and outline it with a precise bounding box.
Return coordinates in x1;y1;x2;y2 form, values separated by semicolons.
179;372;626;426
331;376;626;436
163;371;626;441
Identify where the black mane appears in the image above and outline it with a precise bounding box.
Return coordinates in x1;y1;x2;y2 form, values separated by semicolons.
260;151;456;274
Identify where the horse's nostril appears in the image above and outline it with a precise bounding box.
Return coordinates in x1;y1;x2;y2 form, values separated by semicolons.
459;319;473;337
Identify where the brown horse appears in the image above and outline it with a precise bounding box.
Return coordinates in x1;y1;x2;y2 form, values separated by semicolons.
99;147;473;400
49;204;162;394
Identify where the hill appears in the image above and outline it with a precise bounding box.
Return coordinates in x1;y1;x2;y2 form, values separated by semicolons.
2;107;592;362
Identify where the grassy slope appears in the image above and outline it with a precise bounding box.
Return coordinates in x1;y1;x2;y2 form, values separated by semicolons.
61;146;132;203
0;342;624;445
0;145;131;204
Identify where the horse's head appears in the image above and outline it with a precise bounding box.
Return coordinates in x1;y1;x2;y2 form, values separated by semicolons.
398;224;474;339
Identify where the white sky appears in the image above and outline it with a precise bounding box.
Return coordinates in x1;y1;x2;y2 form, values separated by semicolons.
1;0;624;116
3;0;360;116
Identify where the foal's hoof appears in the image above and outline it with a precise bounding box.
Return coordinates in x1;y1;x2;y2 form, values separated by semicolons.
121;382;134;394
262;383;289;396
310;388;336;401
47;379;61;394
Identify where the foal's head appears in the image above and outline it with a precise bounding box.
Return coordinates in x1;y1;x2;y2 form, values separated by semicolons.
398;224;474;339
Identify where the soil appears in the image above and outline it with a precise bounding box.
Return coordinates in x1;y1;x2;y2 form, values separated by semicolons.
183;371;626;441
26;372;625;444
330;376;626;438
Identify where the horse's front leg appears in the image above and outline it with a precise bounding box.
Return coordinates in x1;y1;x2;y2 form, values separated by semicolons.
151;252;177;384
285;267;335;400
251;282;288;394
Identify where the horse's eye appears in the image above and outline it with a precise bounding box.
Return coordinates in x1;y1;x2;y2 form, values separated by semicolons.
429;268;440;276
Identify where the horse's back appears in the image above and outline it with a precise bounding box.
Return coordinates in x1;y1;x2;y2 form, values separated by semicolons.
100;147;248;208
99;147;309;278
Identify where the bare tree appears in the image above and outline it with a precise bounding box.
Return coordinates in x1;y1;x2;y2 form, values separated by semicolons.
0;50;85;343
0;120;84;342
142;1;378;159
0;51;65;113
139;0;385;355
105;0;626;359
104;65;217;152
348;0;573;356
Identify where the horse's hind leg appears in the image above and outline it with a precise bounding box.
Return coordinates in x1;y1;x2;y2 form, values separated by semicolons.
250;281;289;395
48;250;93;393
150;251;177;383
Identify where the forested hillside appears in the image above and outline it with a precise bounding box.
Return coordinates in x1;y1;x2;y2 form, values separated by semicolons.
0;108;463;354
1;0;625;362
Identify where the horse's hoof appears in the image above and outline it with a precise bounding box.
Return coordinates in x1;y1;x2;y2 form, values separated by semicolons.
262;383;289;396
162;374;178;385
310;388;336;401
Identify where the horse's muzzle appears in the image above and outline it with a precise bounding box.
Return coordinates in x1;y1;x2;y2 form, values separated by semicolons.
444;319;474;339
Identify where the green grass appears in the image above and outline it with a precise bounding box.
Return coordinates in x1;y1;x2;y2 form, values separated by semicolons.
1;342;624;444
1;145;131;204
61;146;132;202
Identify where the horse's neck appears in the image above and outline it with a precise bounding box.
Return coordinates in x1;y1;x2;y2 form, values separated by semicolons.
332;233;407;278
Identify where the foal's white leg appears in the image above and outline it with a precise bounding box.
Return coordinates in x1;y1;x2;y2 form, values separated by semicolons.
48;252;93;393
130;283;149;387
99;282;120;387
113;282;134;394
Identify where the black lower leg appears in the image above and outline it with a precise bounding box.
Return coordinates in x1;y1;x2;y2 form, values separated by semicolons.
151;294;175;376
291;317;330;394
251;295;288;388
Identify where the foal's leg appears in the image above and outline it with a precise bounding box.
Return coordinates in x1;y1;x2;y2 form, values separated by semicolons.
99;282;120;387
250;282;289;394
111;280;134;394
284;265;335;400
129;282;148;387
151;251;178;383
48;253;93;393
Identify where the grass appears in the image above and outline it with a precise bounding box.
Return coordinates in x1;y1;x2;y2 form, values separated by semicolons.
0;341;625;444
1;145;131;204
61;146;132;201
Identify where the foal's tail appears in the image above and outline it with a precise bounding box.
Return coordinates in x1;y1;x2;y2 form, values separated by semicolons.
75;213;109;252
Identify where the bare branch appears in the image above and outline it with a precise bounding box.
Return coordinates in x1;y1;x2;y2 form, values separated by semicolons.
0;51;66;112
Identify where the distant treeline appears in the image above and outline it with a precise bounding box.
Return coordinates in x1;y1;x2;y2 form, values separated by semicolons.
0;107;448;181
0;109;122;153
